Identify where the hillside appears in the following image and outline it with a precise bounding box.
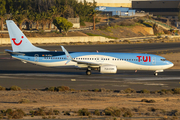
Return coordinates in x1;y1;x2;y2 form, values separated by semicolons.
83;25;154;39
0;17;174;39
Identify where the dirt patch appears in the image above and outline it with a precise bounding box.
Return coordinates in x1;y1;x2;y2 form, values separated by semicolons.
83;25;153;39
131;26;154;35
0;90;180;119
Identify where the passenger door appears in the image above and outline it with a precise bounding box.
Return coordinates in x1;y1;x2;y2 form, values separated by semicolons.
152;57;156;65
34;54;39;62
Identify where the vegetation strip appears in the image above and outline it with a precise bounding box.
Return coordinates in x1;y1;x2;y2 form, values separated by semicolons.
1;85;180;119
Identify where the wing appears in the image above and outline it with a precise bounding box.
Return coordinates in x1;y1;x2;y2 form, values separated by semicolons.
61;46;111;67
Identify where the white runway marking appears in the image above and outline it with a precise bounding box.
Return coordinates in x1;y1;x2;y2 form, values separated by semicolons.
125;77;180;81
1;73;180;81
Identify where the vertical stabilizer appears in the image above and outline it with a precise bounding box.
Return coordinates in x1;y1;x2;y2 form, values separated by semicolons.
6;20;48;52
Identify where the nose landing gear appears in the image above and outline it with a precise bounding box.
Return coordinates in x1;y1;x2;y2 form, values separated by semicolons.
86;68;91;75
154;70;163;76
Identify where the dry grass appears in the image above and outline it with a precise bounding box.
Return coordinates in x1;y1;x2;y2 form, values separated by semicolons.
0;90;180;119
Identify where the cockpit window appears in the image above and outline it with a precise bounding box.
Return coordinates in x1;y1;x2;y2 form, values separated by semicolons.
161;59;167;61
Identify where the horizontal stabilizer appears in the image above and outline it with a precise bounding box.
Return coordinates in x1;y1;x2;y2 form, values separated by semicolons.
5;49;25;55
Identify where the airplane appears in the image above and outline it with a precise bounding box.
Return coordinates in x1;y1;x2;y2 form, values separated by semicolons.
5;20;174;76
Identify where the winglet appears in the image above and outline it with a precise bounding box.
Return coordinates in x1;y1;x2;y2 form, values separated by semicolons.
61;46;73;65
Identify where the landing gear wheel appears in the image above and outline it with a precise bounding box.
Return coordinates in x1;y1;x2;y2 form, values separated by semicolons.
154;72;158;76
86;70;91;75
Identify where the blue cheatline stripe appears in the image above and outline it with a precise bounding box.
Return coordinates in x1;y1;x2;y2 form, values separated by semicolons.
11;52;171;66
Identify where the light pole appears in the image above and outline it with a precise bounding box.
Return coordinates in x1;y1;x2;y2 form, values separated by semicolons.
107;13;109;25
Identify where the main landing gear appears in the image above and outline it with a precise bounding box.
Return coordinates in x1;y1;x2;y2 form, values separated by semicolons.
154;72;158;76
86;68;91;75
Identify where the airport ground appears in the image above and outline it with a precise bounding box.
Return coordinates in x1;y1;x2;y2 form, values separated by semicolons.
0;43;180;119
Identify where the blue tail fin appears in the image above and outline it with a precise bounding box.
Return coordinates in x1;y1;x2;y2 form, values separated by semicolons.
6;20;48;52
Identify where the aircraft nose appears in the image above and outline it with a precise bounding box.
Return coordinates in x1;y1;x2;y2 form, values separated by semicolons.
168;61;174;67
171;62;174;67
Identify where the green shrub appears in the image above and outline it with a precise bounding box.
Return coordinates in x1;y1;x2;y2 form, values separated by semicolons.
5;109;25;119
86;33;101;36
148;99;156;103
99;25;108;30
141;99;148;102
47;87;56;91
6;109;13;115
80;20;86;26
163;30;170;34
45;86;70;92
0;86;6;90
94;109;100;116
56;86;70;91
119;20;135;26
46;109;54;115
10;85;21;91
11;109;26;119
140;89;150;94
172;88;180;94
42;116;47;119
18;98;30;103
141;99;156;103
148;107;157;112
94;89;100;92
38;29;46;35
104;107;121;117
30;107;46;116
124;88;136;93
78;108;90;116
123;40;130;43
104;107;133;117
109;22;117;27
169;110;180;116
123;110;133;117
64;111;70;115
53;110;59;115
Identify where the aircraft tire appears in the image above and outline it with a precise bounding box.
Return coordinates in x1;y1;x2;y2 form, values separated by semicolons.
86;70;91;75
154;72;158;76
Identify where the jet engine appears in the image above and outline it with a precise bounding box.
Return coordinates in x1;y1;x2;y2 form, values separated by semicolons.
100;65;117;73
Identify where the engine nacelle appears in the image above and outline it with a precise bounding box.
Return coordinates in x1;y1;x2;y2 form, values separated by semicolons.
100;65;117;73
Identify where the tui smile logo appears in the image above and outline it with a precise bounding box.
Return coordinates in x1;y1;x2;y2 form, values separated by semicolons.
11;36;23;46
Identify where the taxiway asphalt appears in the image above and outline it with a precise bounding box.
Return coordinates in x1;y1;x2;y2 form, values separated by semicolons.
0;43;180;90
